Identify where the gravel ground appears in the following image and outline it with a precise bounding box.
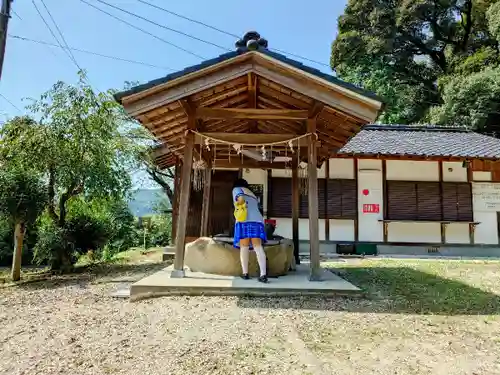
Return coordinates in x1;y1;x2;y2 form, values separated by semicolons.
1;263;500;375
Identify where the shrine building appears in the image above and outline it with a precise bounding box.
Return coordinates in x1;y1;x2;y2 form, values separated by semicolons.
116;31;500;276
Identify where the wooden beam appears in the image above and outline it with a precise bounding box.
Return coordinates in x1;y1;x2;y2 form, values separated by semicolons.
195;107;309;120
353;158;359;242
324;158;330;241
123;62;253;116
382;159;388;243
258;83;311;109
253;63;379;122
248;73;258;132
212;159;289;169
291;157;300;265
179;99;194;117
309;101;325;119
266;169;272;219
200;160;212;237
172;114;196;278
307;117;321;281
171;159;181;242
439;160;445;244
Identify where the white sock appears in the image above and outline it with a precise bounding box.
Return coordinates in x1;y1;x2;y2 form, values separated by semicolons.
254;245;267;277
240;246;249;274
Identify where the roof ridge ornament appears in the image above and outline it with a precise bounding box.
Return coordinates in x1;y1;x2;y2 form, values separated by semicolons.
235;31;268;52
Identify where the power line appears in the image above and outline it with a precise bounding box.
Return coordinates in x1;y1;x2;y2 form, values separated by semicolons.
34;0;101;93
12;9;21;21
137;0;240;39
135;0;331;68
269;47;331;68
39;0;82;71
78;0;205;60
93;0;231;52
32;0;79;71
9;34;176;71
0;93;22;113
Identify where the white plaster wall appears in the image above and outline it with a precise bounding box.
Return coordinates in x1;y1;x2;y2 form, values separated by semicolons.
472;182;499;244
329;219;355;241
357;159;384;242
473;171;492;181
271;168;293;178
329;158;354;179
474;211;498;244
271;218;326;241
386;160;439;181
442;161;468;182
387;222;441;243
446;223;471;244
271;162;326;178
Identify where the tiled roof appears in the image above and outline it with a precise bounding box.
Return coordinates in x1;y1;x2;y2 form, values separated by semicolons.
340;125;500;159
114;48;381;102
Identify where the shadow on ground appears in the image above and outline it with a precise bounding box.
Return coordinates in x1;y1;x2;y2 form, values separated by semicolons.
7;261;168;291
237;266;500;316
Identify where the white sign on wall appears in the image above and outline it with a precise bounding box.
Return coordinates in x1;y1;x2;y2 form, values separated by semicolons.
472;183;500;212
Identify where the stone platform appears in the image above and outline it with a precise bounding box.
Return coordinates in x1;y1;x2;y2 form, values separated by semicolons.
129;263;361;301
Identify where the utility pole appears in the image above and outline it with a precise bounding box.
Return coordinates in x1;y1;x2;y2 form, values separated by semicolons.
0;0;12;81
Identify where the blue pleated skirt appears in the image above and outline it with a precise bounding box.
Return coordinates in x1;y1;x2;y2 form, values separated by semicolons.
233;222;267;249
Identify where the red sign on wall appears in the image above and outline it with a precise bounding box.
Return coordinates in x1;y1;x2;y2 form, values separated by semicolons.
363;204;380;214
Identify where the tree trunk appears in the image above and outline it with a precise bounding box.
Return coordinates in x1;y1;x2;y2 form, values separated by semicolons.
50;249;73;274
11;222;25;281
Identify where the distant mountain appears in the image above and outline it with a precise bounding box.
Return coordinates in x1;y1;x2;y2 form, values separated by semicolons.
128;189;170;217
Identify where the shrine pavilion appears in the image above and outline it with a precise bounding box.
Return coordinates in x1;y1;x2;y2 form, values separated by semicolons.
116;32;500;286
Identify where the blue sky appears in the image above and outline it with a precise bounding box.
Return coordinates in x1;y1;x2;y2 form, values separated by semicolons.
3;0;347;115
2;0;347;187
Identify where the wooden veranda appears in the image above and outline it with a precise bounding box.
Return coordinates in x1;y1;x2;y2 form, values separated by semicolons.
116;32;384;281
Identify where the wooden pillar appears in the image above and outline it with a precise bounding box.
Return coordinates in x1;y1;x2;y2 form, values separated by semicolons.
171;160;181;243
200;160;212;237
266;169;272;219
438;160;446;244
353;158;359;242
382;159;388;243
324;158;330;241
466;160;475;245
172;128;195;278
292;157;300;265
307;118;321;281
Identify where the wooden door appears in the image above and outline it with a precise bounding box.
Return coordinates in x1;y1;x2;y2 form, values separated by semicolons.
209;170;239;236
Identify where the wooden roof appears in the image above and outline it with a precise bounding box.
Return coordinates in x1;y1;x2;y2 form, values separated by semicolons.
116;39;384;169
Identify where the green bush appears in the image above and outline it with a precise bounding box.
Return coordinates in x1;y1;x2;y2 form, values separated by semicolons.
33;216;76;271
65;213;111;254
32;197;141;268
143;214;172;248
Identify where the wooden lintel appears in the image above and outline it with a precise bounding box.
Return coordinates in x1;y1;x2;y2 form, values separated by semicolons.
213;159;289;169
195;107;309;120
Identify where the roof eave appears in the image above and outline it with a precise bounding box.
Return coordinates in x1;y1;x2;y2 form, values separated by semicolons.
114;49;383;111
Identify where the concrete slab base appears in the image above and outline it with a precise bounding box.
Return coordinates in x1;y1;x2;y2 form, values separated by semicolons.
130;263;361;301
109;284;131;298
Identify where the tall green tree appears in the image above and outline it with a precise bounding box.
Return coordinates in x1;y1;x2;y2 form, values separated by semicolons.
331;0;500;128
0;75;140;270
0;167;46;281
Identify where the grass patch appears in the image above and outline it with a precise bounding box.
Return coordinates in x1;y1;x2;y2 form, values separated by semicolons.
328;259;500;315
